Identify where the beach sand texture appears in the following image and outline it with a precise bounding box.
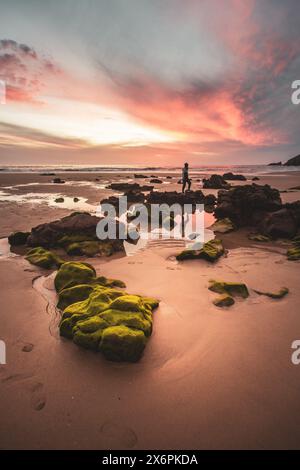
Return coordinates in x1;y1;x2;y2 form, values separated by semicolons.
0;169;300;449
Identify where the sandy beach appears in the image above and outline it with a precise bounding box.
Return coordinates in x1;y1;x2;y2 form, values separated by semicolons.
0;169;299;450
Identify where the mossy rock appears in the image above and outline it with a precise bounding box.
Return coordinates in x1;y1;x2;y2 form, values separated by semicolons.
57;284;95;310
176;239;224;262
54;261;96;292
100;309;152;336
94;276;126;289
25;247;64;269
55;197;64;203
287;246;300;260
99;326;147;362
8;231;30;246
66;241;101;257
57;234;97;247
253;287;289;299
209;279;249;298
210;218;235;233
248;234;270;242
213;294;235;307
56;261;159;361
73;329;104;350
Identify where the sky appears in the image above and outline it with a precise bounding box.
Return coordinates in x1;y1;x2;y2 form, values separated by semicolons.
0;0;300;166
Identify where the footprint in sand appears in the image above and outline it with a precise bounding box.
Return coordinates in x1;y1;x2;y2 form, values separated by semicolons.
100;421;137;448
30;382;46;411
22;343;34;353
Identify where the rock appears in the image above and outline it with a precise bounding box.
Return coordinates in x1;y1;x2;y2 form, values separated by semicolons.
8;231;30;246
204;194;217;206
26;212;125;255
70;240;120;257
203;174;230;189
73;197;79;202
150;178;163;184
106;182;153;192
134;174;147;178
54;261;96;292
166;176;172;179
208;280;249;298
284;155;300;166
213;294;235;307
56;262;159;362
146;190;205;205
99;326;147;362
259;208;297;239
57;284;95;310
40;172;56;176
252;176;260;181
176;239;224;262
25;247;64;269
223;172;246;181
268;161;282;166
287;246;300;260
214;184;282;227
209;218;235;233
55;197;64;203
253;287;289;299
52;178;65;184
248;233;270;242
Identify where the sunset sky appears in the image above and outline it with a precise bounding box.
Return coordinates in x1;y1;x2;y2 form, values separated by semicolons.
0;0;300;166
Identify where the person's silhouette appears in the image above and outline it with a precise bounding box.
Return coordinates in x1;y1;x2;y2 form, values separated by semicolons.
182;162;191;193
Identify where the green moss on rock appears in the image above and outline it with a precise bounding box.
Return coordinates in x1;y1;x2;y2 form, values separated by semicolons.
99;325;147;362
54;261;96;292
287;246;300;260
213;294;235;307
248;233;270;242
210;218;235;233
209;279;249;298
57;284;95;310
25;247;64;269
56;261;159;361
253;287;289;299
176;239;224;262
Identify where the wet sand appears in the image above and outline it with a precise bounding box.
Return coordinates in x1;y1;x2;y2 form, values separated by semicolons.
0;170;300;449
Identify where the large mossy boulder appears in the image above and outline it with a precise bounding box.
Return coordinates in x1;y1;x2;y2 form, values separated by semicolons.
8;231;30;246
54;261;96;292
55;262;159;362
209;280;249;298
25;247;64;269
26;212;125;257
176;239;224;262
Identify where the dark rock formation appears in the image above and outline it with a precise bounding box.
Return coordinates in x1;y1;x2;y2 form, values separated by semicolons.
214;184;282;227
259;208;298;239
223;172;246;181
284;155;300;166
8;231;30;246
150;178;163;184
52;177;65;184
203;174;230;189
268;161;282;166
26;212;126;255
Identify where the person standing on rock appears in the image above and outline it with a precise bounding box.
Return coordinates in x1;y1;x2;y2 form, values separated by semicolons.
182;162;191;193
